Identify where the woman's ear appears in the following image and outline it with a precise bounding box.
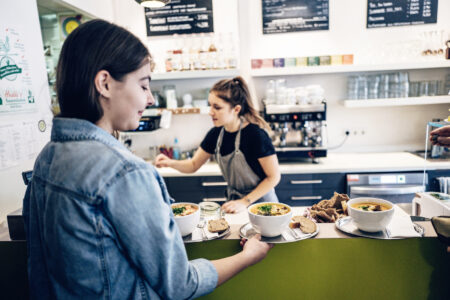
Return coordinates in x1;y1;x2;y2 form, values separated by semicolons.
233;104;242;115
94;70;112;99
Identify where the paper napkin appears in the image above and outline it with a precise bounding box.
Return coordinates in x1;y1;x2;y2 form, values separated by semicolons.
191;227;219;241
386;206;421;238
281;228;308;241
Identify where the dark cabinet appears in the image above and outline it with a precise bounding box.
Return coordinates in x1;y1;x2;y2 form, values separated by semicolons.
164;175;227;203
275;173;346;206
427;169;450;192
164;172;346;207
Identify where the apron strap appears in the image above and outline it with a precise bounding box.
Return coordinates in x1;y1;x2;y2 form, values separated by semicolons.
215;127;225;155
234;118;243;153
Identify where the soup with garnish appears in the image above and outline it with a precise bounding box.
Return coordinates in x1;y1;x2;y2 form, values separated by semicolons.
351;202;391;212
172;204;198;217
250;203;290;216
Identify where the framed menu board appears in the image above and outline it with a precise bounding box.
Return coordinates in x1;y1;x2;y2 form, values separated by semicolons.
262;0;329;34
367;0;438;28
144;0;213;36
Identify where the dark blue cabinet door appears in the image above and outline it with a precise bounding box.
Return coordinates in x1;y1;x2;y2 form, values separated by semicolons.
164;176;227;203
164;173;347;206
275;173;346;206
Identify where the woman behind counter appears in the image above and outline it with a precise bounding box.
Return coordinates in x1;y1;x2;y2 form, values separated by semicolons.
23;20;271;299
155;77;281;213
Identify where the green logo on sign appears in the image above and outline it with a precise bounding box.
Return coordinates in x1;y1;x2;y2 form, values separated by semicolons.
0;57;21;80
0;36;22;81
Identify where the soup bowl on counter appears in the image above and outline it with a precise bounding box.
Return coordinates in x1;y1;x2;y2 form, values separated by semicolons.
171;202;200;236
248;202;293;237
347;197;395;232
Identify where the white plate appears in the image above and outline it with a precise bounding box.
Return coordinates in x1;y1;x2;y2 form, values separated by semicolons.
239;222;319;244
335;216;424;240
182;224;230;243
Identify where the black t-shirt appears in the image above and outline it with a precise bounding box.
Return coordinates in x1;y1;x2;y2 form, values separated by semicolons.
200;123;275;179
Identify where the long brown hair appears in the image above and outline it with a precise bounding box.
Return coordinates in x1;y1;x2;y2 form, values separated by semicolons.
210;76;269;130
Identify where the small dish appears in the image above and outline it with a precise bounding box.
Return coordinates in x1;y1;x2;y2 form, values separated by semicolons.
182;223;230;243
239;222;319;244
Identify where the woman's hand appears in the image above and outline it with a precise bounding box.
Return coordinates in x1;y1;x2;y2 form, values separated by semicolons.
154;154;173;168
430;125;450;146
211;234;273;286
240;234;273;266
221;199;248;214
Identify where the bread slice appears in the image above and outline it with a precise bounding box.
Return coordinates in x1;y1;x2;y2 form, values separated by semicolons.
341;200;348;215
290;216;317;234
208;218;229;233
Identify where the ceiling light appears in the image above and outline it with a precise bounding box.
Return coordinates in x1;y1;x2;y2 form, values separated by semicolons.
139;0;171;8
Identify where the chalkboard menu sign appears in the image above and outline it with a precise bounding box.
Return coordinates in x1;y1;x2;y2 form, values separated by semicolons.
262;0;329;34
367;0;438;28
144;0;213;36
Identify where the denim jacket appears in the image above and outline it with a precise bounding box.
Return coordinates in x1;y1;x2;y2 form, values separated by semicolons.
23;118;218;299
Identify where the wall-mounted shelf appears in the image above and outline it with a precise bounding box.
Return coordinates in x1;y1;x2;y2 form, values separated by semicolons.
143;107;209;116
151;69;240;81
342;95;450;108
250;60;450;77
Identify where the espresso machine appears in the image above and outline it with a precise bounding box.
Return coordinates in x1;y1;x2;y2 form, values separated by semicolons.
264;102;327;163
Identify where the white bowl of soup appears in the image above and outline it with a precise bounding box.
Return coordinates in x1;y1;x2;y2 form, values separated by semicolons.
248;203;292;237
171;203;200;236
347;198;394;232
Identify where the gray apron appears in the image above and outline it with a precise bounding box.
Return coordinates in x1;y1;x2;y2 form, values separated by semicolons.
215;121;278;204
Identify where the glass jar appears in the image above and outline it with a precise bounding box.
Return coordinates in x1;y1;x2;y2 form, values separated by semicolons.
200;201;223;220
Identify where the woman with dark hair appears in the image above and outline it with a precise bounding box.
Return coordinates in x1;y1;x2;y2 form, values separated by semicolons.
23;20;271;299
155;76;281;213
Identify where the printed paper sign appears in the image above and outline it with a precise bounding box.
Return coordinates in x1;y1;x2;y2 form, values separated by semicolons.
0;27;36;114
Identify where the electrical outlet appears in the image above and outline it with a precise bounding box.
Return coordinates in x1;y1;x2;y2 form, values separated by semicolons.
343;129;366;136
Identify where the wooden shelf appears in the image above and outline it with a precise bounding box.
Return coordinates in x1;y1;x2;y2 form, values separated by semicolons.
151;69;240;81
142;107;209;116
250;60;450;77
342;95;450;108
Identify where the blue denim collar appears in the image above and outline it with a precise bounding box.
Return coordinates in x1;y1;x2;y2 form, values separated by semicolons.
51;117;125;150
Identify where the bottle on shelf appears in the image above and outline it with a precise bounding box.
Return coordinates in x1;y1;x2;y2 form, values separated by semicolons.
163;85;178;109
208;33;218;69
165;51;173;73
190;34;202;71
226;44;238;69
172;49;182;72
215;33;227;69
173;138;181;160
181;35;191;71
